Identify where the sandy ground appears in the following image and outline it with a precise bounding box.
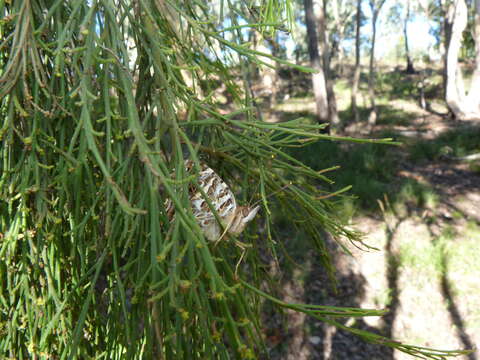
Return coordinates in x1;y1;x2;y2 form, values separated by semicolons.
268;111;480;359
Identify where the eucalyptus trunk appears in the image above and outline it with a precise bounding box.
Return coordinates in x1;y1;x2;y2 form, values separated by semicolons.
445;0;480;120
403;0;415;74
318;0;340;132
304;0;330;128
367;0;386;127
367;11;379;126
351;0;362;123
330;0;355;77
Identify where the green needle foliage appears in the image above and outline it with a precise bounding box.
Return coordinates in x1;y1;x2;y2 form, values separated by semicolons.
0;0;471;359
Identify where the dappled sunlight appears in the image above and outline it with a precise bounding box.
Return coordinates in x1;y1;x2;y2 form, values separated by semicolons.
348;206;479;359
274;97;317;114
385;99;426;116
279;88;480;358
454;193;480;222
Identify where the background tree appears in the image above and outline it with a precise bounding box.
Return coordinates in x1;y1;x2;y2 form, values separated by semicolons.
445;0;480;120
351;0;363;123
302;0;340;132
303;0;330;128
403;0;416;73
423;0;450;94
367;0;387;127
386;0;419;74
317;0;341;132
328;0;357;76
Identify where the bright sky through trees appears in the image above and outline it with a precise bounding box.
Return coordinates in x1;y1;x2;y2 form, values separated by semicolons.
362;0;437;59
284;0;437;62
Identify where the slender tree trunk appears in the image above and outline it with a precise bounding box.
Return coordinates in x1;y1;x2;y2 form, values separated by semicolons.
445;0;480;120
331;0;344;75
350;0;362;123
304;0;329;127
442;0;451;99
337;39;346;75
255;36;279;107
367;12;379;126
403;0;415;74
367;0;386;127
330;1;355;77
445;0;467;115
318;0;340;132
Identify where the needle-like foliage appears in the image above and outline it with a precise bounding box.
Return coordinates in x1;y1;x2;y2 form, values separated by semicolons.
0;0;471;359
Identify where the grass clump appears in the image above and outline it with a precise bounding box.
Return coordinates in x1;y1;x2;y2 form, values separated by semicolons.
290;141;396;212
410;126;480;161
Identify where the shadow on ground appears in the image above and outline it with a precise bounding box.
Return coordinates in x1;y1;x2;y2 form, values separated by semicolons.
266;104;480;358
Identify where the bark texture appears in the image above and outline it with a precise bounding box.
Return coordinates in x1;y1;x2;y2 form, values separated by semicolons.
445;0;480;120
367;0;386;127
304;0;329;127
350;0;362;123
403;0;415;74
318;0;340;132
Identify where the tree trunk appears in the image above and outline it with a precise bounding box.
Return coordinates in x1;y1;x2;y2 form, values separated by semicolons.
256;36;280;107
367;0;386;127
442;0;451;99
403;0;415;74
466;0;480;104
445;0;480;120
318;0;340;132
350;0;362;123
331;0;347;75
367;12;379;126
304;0;329;128
336;39;346;75
332;1;356;77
